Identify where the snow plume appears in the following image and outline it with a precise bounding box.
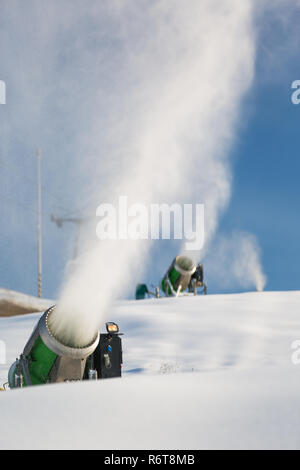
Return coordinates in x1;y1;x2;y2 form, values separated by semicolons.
234;235;267;292
0;0;257;347
206;233;267;293
46;0;258;347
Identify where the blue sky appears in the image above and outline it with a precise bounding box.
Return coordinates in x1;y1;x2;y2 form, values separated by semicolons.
220;8;300;293
226;85;300;292
0;1;299;299
221;90;300;292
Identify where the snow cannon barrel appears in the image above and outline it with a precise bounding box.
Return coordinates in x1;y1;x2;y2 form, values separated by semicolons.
161;255;196;296
8;306;99;388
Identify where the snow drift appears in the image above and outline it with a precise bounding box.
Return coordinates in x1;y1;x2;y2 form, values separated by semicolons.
1;290;300;450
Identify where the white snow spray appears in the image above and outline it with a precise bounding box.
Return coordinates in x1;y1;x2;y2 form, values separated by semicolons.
233;234;267;292
205;233;267;293
47;0;259;347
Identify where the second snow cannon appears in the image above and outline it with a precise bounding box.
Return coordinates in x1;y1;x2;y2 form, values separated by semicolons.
8;306;99;388
135;254;208;299
161;255;196;296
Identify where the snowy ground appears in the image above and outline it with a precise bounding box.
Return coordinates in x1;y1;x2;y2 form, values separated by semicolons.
0;288;53;317
1;291;300;449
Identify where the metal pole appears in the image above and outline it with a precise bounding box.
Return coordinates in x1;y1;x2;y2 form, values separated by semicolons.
51;214;91;260
37;149;42;298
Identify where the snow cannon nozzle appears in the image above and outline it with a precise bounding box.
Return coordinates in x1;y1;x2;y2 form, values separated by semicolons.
41;306;100;356
161;255;196;296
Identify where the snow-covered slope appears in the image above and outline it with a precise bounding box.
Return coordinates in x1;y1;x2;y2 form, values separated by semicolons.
1;291;300;449
0;288;53;317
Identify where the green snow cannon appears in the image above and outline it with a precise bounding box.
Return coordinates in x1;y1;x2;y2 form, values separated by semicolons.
8;306;99;388
161;255;196;296
135;283;149;300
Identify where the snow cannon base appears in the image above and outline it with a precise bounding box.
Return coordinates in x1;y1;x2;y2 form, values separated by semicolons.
84;322;123;380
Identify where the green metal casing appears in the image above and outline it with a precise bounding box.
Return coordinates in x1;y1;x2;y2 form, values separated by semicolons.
161;267;181;295
26;336;58;385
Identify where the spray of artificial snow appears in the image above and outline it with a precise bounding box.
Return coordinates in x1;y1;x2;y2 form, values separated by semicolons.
46;0;258;347
205;232;267;293
233;235;267;292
